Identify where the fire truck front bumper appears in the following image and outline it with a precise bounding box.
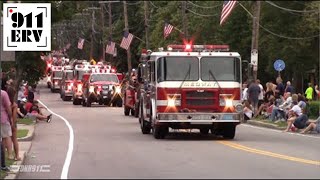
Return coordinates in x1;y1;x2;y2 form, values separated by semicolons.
74;92;83;99
157;113;241;123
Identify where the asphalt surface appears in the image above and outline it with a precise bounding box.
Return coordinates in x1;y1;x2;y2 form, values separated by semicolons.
18;82;320;179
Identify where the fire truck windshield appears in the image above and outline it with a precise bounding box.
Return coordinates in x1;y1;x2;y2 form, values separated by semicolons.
65;72;74;80
201;57;240;82
53;71;63;78
157;57;199;81
90;74;119;83
76;71;85;80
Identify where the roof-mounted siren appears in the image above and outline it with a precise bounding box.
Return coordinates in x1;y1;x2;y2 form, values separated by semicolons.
167;44;193;52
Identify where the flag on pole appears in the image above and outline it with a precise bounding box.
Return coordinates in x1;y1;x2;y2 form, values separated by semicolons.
164;22;174;39
120;31;134;50
113;47;117;57
220;0;237;26
106;40;115;55
77;38;85;49
66;43;71;50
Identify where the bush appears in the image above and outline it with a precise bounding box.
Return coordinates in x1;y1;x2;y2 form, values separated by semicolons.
307;101;320;119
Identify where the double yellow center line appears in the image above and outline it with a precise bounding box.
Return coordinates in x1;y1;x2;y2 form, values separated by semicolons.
218;141;320;166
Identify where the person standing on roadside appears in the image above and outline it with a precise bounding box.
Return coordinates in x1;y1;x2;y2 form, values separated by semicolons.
275;77;285;99
305;83;314;101
248;80;261;115
6;86;21;161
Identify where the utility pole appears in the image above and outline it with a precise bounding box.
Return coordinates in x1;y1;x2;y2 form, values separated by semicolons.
108;2;113;62
251;1;261;81
123;1;132;74
101;3;105;62
181;1;188;39
144;1;149;49
90;10;94;60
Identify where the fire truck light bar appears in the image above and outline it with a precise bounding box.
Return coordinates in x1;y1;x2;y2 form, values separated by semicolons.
167;45;230;52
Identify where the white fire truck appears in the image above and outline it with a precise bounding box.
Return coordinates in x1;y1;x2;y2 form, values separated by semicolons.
72;63;91;105
137;44;244;139
50;65;63;93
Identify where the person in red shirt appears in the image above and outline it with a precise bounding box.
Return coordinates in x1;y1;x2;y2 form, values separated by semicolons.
25;100;33;113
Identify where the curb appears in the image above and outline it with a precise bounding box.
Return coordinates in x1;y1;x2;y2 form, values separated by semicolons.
17;124;35;142
246;120;286;130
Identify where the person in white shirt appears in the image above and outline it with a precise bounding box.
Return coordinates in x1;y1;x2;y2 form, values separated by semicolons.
256;79;264;106
284;101;302;132
242;83;248;101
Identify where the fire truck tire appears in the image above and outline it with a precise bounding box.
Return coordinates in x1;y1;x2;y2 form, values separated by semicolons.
86;99;92;107
124;106;130;116
51;88;54;93
82;99;86;107
222;124;236;139
153;126;168;139
73;98;80;105
130;109;135;116
134;103;139;118
200;128;210;135
63;96;71;101
116;100;123;107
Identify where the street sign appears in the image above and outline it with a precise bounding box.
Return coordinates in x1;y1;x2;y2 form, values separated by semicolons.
273;59;285;72
250;49;258;66
0;17;15;61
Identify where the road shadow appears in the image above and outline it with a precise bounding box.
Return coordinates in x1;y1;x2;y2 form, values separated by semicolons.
163;132;225;141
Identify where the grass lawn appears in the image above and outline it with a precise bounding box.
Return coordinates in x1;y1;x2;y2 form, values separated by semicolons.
17;118;35;125
17;129;29;139
254;116;287;128
0;154;15;179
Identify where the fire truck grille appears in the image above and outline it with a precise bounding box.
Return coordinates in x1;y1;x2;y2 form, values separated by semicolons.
185;91;215;106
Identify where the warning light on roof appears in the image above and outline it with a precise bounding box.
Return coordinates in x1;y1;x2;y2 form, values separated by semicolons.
185;44;192;51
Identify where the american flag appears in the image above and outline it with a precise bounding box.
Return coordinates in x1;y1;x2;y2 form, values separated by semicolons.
220;0;237;26
120;31;134;50
106;40;115;55
77;38;85;49
65;43;71;50
164;22;174;39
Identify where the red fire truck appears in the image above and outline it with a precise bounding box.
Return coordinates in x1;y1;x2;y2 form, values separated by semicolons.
60;65;74;101
137;44;243;139
50;65;63;93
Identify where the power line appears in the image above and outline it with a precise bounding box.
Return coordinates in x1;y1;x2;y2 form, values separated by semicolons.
187;1;221;9
238;2;320;40
265;1;319;13
186;8;219;17
125;1;141;5
149;1;159;9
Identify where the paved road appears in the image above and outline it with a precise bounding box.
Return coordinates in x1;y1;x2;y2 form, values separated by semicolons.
18;83;320;179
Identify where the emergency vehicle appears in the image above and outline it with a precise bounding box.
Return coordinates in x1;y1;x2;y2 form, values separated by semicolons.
72;63;91;105
50;65;63;93
60;65;74;101
81;65;122;107
137;44;243;139
123;50;150;117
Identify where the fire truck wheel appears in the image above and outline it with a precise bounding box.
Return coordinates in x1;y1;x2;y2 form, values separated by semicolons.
134;103;139;118
51;88;54;93
117;99;123;107
73;98;80;105
153;126;168;139
86;98;92;107
130;109;135;116
221;124;236;139
141;121;151;134
124;106;130;116
200;128;210;135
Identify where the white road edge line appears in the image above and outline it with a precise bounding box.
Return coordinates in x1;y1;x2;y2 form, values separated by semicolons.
38;100;74;179
241;124;320;139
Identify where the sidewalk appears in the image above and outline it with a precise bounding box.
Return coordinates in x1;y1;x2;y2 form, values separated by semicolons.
4;122;35;179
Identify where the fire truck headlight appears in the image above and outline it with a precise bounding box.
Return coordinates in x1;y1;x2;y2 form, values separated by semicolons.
235;103;243;113
225;99;233;108
89;86;95;93
115;86;121;94
167;98;176;107
54;81;58;85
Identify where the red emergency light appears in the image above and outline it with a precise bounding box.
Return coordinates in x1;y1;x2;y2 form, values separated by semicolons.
167;44;230;52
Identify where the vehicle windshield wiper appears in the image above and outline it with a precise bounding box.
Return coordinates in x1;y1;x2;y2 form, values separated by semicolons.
179;64;191;89
209;69;222;92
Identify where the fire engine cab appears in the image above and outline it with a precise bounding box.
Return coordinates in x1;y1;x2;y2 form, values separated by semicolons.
81;65;122;107
72;63;91;105
137;44;243;139
50;65;63;93
60;65;74;101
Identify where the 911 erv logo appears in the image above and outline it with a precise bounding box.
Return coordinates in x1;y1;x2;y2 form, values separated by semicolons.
3;3;51;51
